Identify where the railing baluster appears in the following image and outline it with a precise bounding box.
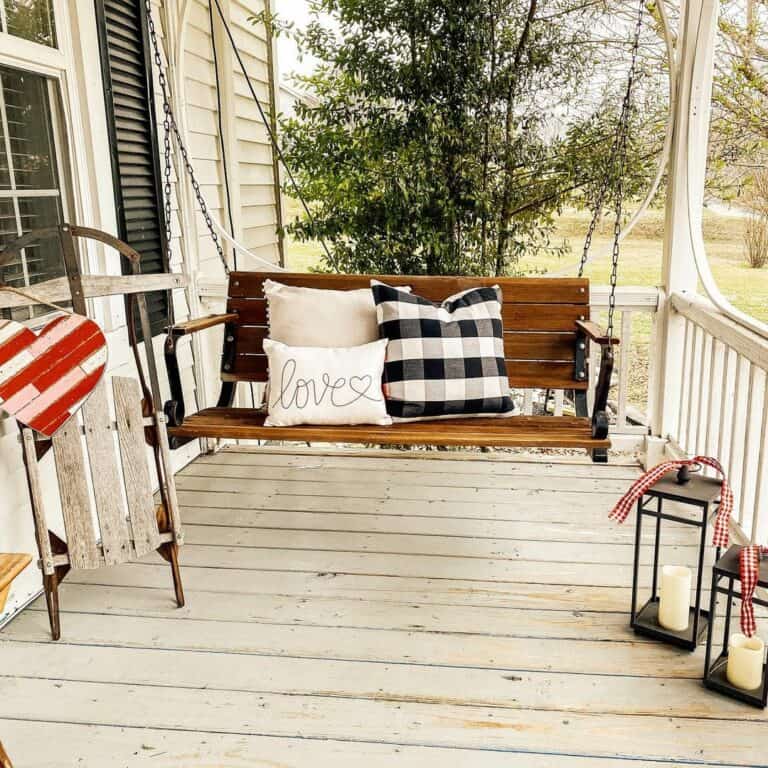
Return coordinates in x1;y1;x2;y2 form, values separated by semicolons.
617;311;632;430
704;337;719;459
523;390;534;416
716;346;731;466
728;354;744;509
738;363;756;531
751;374;768;543
554;389;564;417
694;331;710;456
685;324;700;454
677;319;692;447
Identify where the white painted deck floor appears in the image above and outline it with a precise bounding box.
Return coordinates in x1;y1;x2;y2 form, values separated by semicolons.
2;447;766;767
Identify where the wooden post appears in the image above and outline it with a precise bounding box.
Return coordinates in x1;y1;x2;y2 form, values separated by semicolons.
651;0;720;442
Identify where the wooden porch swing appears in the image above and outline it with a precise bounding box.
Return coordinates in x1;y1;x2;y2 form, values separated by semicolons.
164;272;618;461
150;0;645;463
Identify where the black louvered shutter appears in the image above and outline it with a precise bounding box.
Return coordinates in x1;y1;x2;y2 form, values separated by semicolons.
96;0;169;337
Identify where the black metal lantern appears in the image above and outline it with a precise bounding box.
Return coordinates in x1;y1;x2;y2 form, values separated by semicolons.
630;466;723;651
704;546;768;708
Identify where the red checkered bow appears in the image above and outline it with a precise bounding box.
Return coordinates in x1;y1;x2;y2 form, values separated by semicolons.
739;545;768;637
609;456;733;549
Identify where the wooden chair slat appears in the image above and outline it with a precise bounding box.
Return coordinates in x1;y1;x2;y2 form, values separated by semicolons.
81;380;132;565
113;376;161;558
51;420;100;570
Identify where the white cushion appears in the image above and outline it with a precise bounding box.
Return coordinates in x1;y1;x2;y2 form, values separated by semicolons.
263;338;392;426
265;279;407;348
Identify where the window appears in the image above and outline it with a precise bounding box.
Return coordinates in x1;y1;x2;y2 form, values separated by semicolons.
0;65;67;321
96;0;169;337
0;0;57;47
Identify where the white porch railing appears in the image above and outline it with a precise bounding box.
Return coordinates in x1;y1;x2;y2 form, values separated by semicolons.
591;286;660;435
669;291;768;544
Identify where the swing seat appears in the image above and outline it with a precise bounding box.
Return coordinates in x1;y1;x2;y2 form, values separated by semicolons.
164;273;618;461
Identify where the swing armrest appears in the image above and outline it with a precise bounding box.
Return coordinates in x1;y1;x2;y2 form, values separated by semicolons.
574;321;617;445
168;313;238;337
164;313;238;438
575;320;620;346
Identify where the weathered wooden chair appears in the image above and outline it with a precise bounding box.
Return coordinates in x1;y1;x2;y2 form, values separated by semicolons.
20;374;184;640
1;225;185;640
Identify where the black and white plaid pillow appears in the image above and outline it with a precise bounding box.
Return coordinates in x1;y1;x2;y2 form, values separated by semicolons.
371;280;513;420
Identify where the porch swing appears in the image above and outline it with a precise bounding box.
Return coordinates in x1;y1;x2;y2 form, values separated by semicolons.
158;0;647;463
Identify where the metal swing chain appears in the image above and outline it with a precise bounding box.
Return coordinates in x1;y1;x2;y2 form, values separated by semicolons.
578;0;645;341
144;0;230;276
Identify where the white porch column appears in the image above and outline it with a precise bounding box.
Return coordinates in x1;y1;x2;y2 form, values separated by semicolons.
651;0;720;441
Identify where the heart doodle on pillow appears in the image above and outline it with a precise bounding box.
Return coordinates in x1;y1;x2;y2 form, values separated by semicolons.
0;315;108;437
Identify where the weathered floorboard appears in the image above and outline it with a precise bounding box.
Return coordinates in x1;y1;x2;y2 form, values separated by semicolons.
2;448;763;768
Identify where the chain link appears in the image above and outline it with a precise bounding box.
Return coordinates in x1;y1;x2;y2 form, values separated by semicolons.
579;0;645;341
144;1;230;276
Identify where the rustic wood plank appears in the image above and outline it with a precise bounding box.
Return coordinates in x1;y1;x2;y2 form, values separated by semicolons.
81;381;132;566
234;325;578;363
1;609;705;678
51;418;100;569
228;271;590;304
180;461;635;493
26;582;732;643
3;640;764;721
63;563;712;614
112;377;161;558
1;676;764;765
199;447;642;477
178;508;696;545
0;273;187;310
0;719;723;768
178;526;708;567
171;412;601;445
174;472;625;502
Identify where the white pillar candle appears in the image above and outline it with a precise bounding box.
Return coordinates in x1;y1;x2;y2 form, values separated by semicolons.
658;565;692;631
727;634;765;691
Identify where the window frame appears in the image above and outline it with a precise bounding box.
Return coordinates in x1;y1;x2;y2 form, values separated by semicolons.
0;1;76;322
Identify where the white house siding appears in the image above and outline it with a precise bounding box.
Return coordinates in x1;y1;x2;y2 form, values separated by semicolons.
0;0;281;624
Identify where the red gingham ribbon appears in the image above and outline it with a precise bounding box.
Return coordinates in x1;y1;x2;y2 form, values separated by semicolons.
609;456;732;549
739;545;768;637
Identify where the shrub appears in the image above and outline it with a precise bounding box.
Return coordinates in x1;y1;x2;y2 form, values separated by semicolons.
744;214;768;269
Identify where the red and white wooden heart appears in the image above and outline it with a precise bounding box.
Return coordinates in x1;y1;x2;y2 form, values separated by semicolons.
0;315;107;437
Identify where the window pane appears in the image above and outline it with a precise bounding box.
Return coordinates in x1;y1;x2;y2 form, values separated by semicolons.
1;68;57;190
0;66;66;322
4;0;57;47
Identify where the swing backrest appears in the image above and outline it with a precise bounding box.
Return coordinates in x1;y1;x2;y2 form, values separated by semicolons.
24;376;164;571
223;272;593;392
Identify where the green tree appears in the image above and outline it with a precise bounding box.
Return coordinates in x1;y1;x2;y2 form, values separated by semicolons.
270;0;663;275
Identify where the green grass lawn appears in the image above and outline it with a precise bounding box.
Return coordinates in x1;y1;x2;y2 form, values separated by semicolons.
284;202;767;414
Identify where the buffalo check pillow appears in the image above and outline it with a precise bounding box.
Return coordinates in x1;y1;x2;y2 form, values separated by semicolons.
371;280;514;420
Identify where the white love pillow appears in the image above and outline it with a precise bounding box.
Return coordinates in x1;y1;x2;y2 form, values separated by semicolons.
263;338;391;427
